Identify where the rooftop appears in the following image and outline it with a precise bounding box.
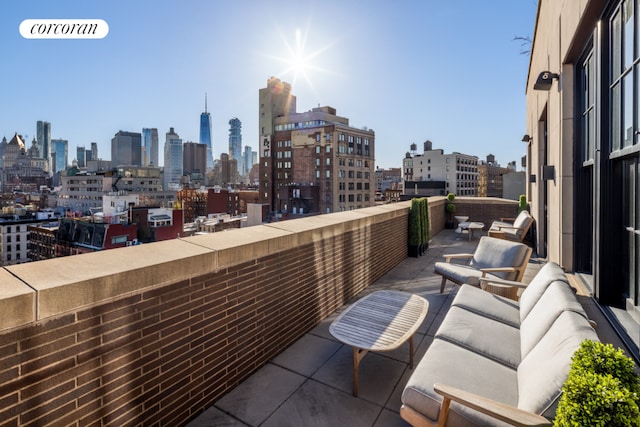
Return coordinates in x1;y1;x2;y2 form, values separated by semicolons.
186;229;637;427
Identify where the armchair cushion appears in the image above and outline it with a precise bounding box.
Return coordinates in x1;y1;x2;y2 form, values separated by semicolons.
469;237;531;281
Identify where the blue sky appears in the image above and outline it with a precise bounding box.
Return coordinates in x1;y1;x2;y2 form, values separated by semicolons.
1;0;537;170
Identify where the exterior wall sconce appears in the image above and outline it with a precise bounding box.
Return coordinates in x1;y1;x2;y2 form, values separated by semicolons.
541;165;555;180
533;71;560;91
521;134;532;143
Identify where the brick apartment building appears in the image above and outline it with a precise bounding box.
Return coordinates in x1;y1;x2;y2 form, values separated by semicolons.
258;77;375;215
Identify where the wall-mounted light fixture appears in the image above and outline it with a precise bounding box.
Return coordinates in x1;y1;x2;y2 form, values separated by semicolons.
521;134;532;143
541;165;556;181
533;71;560;91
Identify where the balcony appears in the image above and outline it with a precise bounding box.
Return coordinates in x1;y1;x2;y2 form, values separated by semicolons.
0;198;636;426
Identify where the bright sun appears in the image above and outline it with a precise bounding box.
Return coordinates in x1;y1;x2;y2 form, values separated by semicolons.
271;27;333;91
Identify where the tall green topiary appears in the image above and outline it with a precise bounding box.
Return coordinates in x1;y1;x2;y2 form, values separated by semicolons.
408;198;422;249
518;194;528;214
554;339;640;426
421;197;430;244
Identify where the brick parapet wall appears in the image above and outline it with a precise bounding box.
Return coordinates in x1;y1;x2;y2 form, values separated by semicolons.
0;203;411;426
0;198;518;426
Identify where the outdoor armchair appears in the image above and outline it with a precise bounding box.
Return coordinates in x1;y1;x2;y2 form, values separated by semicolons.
435;236;532;294
488;210;534;243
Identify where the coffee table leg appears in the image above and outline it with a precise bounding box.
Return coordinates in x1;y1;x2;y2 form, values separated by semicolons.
352;347;368;397
409;335;415;368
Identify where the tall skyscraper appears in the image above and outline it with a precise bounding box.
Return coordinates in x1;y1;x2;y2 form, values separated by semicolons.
36;120;51;175
199;94;213;172
243;145;253;176
142;128;159;167
51;139;68;174
228;118;242;170
163;127;183;190
183;142;207;175
77;146;87;167
90;142;98;161
111;131;142;167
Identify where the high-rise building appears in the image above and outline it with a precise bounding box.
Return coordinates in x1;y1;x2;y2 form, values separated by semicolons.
36;120;51;175
90;142;98;161
77;146;87;168
228;118;242;170
199;94;213;171
183;142;207;176
142;128;159;167
258;77;375;214
243;145;253;177
111;131;142;167
51;139;68;174
163;127;183;190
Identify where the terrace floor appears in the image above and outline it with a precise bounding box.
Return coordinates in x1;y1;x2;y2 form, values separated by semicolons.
186;229;637;427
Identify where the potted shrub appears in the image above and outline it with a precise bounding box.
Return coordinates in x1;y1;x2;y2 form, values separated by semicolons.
408;198;423;257
445;193;456;229
517;194;528;214
554;339;640;426
420;197;430;253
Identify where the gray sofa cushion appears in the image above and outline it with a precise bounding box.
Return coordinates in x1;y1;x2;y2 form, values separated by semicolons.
435;306;521;368
402;338;518;426
520;281;588;358
451;284;521;328
518;262;569;321
469;237;530;281
517;311;599;418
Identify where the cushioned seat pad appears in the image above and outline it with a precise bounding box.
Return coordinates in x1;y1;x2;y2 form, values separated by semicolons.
435;306;521;368
451;284;521;328
402;339;518;426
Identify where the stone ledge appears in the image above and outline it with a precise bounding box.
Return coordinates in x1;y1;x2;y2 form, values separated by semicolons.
0;269;36;330
0;202;413;331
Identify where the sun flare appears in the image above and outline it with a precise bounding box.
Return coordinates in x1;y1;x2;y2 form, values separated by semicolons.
268;26;335;92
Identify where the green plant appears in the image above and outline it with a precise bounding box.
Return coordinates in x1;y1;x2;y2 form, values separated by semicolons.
554;340;640;426
408;198;422;247
518;194;528;213
420;197;430;244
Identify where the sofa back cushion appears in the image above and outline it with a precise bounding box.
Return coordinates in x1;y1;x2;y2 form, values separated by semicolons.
517;311;598;418
519;262;569;321
512;211;533;237
520;281;588;358
469;237;530;280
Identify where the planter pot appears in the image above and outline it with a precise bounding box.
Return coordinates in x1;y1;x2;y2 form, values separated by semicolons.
408;245;420;258
445;221;455;229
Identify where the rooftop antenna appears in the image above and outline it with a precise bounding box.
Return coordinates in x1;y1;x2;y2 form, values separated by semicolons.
204;92;208;113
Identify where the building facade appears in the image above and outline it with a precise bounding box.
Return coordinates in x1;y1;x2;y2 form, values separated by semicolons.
142;128;159;167
402;141;478;196
228;118;242;170
527;0;639;359
477;154;514;198
243;145;253;177
199;96;213;172
51;139;68;176
258;77;375;215
36;120;51;175
163;127;183;190
111;131;142;167
183;142;207;176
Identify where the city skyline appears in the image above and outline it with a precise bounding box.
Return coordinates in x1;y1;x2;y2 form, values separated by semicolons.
1;1;537;170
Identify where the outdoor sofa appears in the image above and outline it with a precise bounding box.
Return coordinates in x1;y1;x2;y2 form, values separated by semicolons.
401;262;598;426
